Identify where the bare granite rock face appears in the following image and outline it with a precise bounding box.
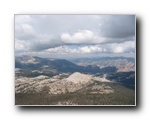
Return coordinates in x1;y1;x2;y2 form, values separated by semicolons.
93;74;112;82
15;75;57;93
15;72;114;95
66;72;92;84
49;72;93;94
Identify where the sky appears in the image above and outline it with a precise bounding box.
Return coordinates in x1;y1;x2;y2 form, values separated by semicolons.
15;15;135;59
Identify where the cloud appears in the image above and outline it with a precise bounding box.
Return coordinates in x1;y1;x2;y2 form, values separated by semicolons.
21;40;135;58
15;15;135;58
15;15;32;24
45;40;134;55
61;30;135;45
111;41;135;53
98;15;135;38
46;46;74;54
100;41;135;53
15;23;35;41
45;45;103;54
61;30;104;44
79;46;103;53
15;39;27;52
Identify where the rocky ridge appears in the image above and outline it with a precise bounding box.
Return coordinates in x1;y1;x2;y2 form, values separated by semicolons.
15;72;114;95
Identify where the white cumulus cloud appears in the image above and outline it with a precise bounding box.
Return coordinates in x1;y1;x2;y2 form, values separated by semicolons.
110;41;135;53
61;30;104;44
79;46;103;53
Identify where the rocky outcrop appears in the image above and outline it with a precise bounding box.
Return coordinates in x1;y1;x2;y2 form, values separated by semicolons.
15;72;114;95
66;72;92;84
49;72;93;94
93;74;112;82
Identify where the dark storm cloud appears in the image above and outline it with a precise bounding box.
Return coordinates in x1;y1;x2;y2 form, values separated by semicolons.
98;15;135;38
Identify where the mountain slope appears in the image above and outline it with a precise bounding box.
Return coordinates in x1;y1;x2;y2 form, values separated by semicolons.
15;55;117;75
71;57;135;72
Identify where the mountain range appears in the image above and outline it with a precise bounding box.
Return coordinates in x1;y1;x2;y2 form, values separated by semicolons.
15;55;135;105
15;55;117;76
